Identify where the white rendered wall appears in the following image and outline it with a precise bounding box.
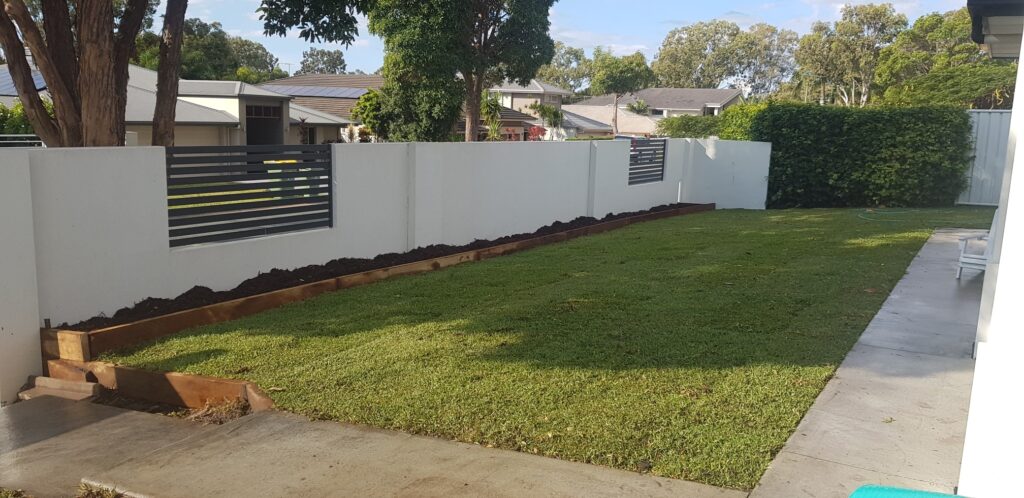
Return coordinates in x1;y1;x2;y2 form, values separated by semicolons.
3;139;770;329
413;142;592;247
679;139;770;210
0;151;40;405
29;147;171;326
591;139;683;217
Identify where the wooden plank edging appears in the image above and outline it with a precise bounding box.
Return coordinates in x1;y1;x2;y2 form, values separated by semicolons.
46;359;274;410
43;203;715;361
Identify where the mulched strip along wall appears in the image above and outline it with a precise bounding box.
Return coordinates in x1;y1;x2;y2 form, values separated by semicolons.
64;203;711;332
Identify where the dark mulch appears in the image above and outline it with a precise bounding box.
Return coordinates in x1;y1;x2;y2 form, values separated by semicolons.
64;203;697;331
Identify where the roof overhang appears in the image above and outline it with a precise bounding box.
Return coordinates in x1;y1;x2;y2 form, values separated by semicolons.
968;0;1024;58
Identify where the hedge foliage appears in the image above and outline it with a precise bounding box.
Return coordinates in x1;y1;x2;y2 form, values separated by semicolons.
656;114;720;138
720;103;972;208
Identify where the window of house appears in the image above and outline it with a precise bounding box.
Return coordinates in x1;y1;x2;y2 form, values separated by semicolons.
300;127;317;145
246;105;282;119
545;94;560;104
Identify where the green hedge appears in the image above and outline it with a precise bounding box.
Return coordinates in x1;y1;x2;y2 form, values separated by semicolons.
657;114;720;138
722;103;971;208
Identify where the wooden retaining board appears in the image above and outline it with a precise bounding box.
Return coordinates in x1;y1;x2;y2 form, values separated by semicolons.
46;359;274;410
43;203;715;362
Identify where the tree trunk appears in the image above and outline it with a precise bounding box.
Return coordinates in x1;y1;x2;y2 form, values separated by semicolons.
77;0;120;146
0;9;62;145
153;0;189;147
4;0;83;146
112;0;149;145
464;73;483;142
611;94;619;135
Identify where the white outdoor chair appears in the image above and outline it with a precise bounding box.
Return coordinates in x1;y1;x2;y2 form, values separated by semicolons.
957;209;999;279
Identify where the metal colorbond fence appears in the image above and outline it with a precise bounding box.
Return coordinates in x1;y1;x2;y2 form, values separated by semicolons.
960;110;1011;206
628;138;667;185
166;144;333;247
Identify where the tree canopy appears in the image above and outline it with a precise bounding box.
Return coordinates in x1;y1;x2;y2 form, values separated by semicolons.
653;20;740;89
535;41;591;94
134;19;288;83
297;47;347;74
589;48;655;134
793;4;907;106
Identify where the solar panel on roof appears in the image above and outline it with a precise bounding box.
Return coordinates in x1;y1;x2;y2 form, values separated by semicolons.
0;69;47;96
262;85;368;99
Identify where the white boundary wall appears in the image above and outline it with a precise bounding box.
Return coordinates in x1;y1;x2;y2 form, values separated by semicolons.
0;139;769;403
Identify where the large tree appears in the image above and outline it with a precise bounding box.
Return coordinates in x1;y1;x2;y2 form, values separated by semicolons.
0;0;188;146
297;47;347;74
795;3;907;107
536;41;590;94
230;37;281;74
135;20;288;84
261;0;556;142
877;61;1016;109
652;20;740;88
875;8;981;87
589;48;655;135
731;23;798;97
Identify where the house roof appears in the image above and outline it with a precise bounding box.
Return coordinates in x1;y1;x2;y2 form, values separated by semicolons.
123;85;239;125
1;64;239;125
264;74;385;89
262;85;368;99
490;79;572;96
124;65;288;99
560;110;613;133
561;105;659;135
496;106;537;122
576;88;743;110
289;102;351;125
289;96;360;121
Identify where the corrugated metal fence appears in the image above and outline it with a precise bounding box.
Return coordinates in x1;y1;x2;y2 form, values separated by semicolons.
960;110;1011;206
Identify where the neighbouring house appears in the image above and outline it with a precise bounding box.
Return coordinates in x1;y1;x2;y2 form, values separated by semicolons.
549;110;614;140
562;104;660;137
261;74;385;126
489;79;614;140
456;106;540;141
265;74;556;141
490;79;573;114
577;88;743;117
0;64;349;146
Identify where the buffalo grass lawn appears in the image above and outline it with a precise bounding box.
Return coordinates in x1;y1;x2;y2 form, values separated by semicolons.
102;207;994;490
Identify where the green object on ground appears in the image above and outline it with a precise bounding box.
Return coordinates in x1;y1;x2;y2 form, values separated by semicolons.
851;485;957;497
102;208;995;490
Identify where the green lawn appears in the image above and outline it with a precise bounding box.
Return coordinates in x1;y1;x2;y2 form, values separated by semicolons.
102;207;994;490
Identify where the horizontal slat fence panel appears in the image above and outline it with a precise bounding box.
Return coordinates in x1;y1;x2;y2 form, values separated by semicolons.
166;144;333;247
628;138;667;185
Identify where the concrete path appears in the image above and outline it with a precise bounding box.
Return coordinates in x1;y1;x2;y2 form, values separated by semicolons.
752;229;983;498
1;397;742;498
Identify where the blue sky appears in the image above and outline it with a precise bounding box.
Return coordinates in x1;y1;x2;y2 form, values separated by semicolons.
173;0;966;74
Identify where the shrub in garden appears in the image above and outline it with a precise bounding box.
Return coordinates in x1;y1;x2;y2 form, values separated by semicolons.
656;114;720;138
729;103;971;208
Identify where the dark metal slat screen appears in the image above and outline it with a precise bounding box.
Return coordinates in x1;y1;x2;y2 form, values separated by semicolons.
166;144;333;247
628;138;667;185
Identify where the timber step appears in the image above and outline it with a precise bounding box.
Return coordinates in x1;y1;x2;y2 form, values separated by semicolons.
18;375;101;402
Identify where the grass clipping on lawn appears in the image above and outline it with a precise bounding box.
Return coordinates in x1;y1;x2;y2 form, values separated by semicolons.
100;208;994;490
